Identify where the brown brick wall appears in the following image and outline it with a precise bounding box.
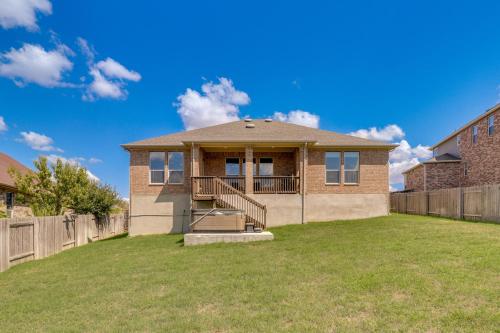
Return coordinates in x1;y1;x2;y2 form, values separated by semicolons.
306;148;389;194
425;162;461;191
130;149;191;195
202;151;296;176
457;109;500;187
404;165;424;191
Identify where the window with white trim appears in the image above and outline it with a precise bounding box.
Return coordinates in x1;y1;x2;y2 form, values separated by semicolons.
225;158;240;176
258;158;273;176
472;125;478;144
168;152;184;184
149;152;165;184
488;115;494;136
344;152;360;184
325;152;341;184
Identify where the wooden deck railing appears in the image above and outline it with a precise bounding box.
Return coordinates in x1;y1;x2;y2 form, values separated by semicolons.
254;176;299;194
191;177;267;230
220;176;245;192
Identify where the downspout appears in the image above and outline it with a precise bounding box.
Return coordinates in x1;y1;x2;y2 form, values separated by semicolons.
301;143;306;224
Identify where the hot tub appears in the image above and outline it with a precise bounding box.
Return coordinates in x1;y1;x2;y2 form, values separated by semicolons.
191;209;245;232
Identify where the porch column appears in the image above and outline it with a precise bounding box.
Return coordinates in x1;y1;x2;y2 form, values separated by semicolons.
191;144;200;177
245;145;253;194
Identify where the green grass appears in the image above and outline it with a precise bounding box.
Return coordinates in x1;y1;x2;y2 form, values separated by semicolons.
0;214;499;332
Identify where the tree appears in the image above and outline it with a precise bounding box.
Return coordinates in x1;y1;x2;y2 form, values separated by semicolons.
10;156;119;217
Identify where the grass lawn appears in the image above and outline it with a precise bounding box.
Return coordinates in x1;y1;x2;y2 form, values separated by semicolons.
0;214;499;332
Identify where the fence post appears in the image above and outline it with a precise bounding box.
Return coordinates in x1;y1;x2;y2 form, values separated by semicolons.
0;219;9;272
33;218;40;259
457;187;463;220
424;191;429;215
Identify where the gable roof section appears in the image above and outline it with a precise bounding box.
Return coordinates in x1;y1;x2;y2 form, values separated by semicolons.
431;103;500;149
0;152;31;189
122;120;397;149
402;153;461;174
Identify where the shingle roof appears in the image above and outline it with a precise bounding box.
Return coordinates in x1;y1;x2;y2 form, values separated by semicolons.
0;152;31;189
424;153;461;162
122;120;397;149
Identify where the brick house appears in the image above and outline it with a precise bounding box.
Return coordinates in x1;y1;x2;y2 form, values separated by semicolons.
404;103;499;191
123;119;396;235
0;152;32;218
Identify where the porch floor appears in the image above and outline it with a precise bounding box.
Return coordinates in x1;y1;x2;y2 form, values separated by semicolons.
184;231;274;246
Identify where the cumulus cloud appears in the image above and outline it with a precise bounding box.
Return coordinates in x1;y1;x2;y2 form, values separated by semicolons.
19;131;63;152
273;110;320;128
44;154;100;181
0;43;73;87
78;38;141;101
349;124;404;142
176;77;250;130
349;125;432;190
96;58;141;82
0;116;7;132
0;0;52;31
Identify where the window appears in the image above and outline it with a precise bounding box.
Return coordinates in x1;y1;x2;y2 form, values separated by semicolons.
242;158;256;176
488;115;494;136
344;152;360;184
472;125;478;144
225;158;240;176
168;152;184;184
258;158;273;176
325;152;341;184
456;134;461;145
149;152;165;184
6;192;14;210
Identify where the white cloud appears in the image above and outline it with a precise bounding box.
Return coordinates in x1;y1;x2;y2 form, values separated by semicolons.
84;67;126;100
0;43;73;87
349;124;404;142
96;58;141;81
0;116;7;132
19;131;63;152
88;157;102;164
176;77;250;130
0;0;52;31
350;125;431;189
44;154;100;182
79;40;141;101
273;110;320;128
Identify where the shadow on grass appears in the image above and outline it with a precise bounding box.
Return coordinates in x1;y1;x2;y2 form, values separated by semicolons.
99;233;129;242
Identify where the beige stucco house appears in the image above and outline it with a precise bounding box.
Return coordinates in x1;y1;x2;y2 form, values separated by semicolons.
122;119;397;235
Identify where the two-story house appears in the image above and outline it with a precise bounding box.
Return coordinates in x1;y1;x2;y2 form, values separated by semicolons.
123;119;396;235
404;103;499;191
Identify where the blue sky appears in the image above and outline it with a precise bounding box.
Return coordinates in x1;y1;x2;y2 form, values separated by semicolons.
1;0;500;196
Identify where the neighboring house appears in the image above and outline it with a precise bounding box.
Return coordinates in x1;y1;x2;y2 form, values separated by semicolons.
0;152;32;218
404;103;499;191
122;119;396;235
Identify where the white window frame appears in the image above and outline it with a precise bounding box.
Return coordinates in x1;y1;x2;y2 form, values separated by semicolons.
225;157;241;176
488;115;494;136
325;152;341;185
258;157;274;177
168;152;184;184
149;152;165;185
472;125;478;144
344;151;360;185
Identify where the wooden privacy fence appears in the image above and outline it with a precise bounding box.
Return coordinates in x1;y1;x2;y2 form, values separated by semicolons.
0;213;128;273
390;184;500;222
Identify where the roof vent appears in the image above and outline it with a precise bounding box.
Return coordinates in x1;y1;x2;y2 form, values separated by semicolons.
265;118;273;122
244;118;252;122
245;123;255;128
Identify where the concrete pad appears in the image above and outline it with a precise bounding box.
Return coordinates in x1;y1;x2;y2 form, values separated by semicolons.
184;231;274;246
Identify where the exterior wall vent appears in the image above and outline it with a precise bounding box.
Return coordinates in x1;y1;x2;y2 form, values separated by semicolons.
245;123;255;128
244;118;252;122
265;118;273;122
